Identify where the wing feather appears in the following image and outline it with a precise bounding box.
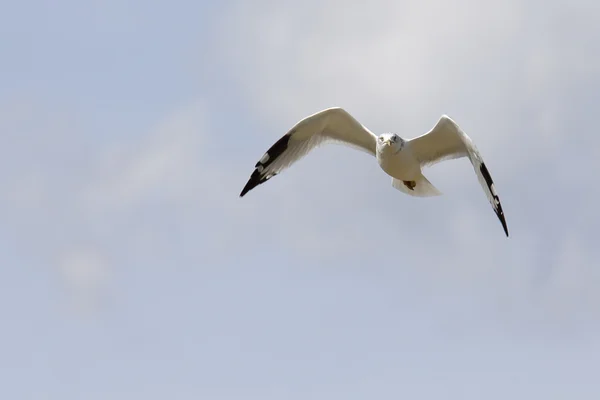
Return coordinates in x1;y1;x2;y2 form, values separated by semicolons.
408;115;509;237
240;107;377;197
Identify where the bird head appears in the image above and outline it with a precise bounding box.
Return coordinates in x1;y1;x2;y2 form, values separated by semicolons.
377;133;404;153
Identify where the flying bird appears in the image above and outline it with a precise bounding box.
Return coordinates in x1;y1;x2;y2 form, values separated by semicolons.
240;107;508;237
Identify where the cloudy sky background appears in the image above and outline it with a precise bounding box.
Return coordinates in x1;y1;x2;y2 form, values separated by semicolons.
1;0;599;398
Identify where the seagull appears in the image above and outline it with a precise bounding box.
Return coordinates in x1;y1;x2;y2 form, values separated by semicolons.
240;107;508;237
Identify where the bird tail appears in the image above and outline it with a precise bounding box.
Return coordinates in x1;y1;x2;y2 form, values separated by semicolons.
391;174;442;197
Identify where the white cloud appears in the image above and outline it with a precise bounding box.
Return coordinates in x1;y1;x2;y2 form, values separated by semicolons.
0;98;225;310
217;0;600;177
58;247;110;311
211;0;600;337
82;100;207;213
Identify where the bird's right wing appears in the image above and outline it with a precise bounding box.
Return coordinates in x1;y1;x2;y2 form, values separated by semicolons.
240;107;377;197
408;115;509;237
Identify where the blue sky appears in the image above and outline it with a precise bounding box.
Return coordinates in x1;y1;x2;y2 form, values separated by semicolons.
1;0;600;398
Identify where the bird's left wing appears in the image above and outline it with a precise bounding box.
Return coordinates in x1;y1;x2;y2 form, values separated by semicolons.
407;115;509;237
240;107;377;197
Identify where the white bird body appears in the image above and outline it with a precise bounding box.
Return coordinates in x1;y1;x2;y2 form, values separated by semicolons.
376;139;421;180
240;107;509;237
377;141;443;198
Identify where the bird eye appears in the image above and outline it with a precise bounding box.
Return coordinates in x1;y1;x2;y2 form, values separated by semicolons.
379;137;384;141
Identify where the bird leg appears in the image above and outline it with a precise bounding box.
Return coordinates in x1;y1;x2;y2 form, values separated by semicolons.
403;180;416;190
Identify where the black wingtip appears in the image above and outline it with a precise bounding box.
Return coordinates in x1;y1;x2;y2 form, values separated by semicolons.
498;208;509;238
240;169;278;198
478;162;509;238
239;183;253;197
239;170;262;198
492;195;509;237
240;132;293;198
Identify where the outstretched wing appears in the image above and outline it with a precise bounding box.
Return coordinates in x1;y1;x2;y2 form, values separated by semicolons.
407;115;509;237
240;107;377;197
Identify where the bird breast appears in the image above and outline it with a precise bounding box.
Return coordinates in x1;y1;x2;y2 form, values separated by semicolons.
376;147;421;180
